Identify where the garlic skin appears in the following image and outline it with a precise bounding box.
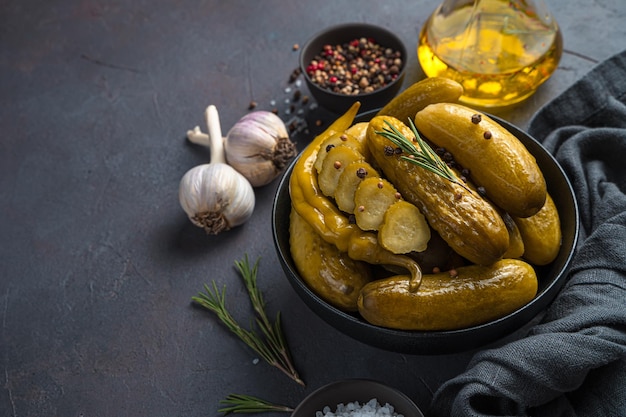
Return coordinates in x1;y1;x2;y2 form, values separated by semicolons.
179;105;255;234
179;163;255;234
225;111;297;187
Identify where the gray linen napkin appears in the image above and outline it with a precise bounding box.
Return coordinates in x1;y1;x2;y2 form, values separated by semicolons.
429;50;626;417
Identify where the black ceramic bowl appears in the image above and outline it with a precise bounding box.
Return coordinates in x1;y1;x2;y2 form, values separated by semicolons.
272;112;579;355
299;23;407;114
292;379;424;417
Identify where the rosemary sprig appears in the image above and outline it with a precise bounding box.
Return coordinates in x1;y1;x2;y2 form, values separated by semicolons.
218;394;294;415
234;255;303;386
376;119;471;192
192;255;305;386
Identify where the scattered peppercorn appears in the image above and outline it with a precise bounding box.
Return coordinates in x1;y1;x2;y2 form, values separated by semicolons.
377;181;384;189
449;269;459;278
356;167;368;178
325;144;335;152
384;145;395;156
333;160;342;169
483;130;492;140
471;114;482;124
315;119;323;127
477;186;487;197
305;37;403;95
288;68;302;83
293;44;300;51
248;101;258;110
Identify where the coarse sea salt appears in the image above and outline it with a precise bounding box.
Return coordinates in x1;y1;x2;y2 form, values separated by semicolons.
315;398;403;417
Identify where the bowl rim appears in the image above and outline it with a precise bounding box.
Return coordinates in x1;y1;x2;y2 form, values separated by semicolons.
272;109;580;354
298;22;408;100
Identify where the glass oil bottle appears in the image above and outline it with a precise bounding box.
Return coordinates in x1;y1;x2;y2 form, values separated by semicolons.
418;0;563;108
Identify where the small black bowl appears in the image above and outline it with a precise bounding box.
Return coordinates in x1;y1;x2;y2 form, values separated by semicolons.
292;379;425;417
272;111;579;355
299;23;407;114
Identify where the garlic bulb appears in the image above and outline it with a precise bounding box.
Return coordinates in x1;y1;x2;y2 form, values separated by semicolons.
224;111;297;187
179;105;255;234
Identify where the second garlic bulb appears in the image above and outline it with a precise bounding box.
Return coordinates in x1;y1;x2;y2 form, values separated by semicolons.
225;111;298;187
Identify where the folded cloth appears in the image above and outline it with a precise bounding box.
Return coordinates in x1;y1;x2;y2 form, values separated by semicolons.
429;49;626;417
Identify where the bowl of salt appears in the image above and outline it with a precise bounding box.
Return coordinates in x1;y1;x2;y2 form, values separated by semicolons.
292;379;424;417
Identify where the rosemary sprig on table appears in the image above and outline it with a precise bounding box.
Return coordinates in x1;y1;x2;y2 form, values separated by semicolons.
218;393;294;415
192;254;305;386
376;119;471;192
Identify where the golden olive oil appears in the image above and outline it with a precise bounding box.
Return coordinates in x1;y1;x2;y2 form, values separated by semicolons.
418;0;562;108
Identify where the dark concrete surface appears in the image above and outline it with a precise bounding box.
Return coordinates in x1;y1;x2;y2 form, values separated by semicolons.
1;1;625;416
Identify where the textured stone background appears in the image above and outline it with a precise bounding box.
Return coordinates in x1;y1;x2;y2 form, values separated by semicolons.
1;1;625;416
